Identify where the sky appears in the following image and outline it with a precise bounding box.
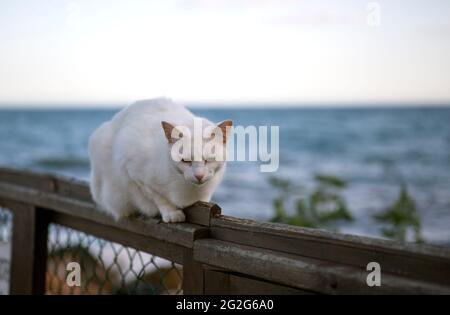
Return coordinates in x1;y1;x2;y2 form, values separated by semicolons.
0;0;450;107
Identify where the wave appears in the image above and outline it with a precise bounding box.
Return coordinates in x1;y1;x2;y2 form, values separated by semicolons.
32;156;90;169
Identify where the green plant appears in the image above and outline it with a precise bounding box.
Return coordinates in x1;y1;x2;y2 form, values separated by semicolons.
269;173;426;244
269;174;353;230
373;185;424;244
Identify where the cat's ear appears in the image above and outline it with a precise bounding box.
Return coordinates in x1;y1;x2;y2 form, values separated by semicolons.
161;121;177;144
217;120;233;143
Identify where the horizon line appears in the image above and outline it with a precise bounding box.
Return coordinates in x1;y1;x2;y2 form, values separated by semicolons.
0;101;450;110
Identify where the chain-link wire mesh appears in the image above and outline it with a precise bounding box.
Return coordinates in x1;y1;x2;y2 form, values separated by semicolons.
46;224;183;295
0;207;12;295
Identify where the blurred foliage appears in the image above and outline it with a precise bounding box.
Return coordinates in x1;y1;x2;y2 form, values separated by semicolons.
269;175;425;244
269;174;353;230
373;185;424;244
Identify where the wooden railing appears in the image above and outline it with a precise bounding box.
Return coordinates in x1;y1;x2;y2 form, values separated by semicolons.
0;167;450;294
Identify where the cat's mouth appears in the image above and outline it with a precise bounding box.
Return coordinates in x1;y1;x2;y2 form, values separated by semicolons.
191;180;207;187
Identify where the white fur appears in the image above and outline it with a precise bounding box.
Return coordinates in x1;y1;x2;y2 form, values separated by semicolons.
88;98;227;223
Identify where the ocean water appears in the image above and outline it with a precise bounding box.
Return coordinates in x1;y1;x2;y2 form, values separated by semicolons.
1;107;450;245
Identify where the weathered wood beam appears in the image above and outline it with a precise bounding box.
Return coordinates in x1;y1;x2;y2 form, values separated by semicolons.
194;239;450;295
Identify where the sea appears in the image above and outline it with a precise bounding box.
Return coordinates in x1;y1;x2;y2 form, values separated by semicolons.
1;106;450;246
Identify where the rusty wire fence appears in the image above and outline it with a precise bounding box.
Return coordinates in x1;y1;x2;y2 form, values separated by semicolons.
0;207;12;295
46;224;183;295
0;207;183;295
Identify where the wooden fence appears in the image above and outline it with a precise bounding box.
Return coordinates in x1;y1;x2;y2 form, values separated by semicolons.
0;167;449;294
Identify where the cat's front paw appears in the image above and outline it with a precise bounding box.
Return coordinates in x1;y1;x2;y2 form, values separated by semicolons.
162;210;186;223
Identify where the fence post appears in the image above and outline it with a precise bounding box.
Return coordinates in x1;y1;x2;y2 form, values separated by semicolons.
182;249;204;294
182;201;222;294
9;202;50;294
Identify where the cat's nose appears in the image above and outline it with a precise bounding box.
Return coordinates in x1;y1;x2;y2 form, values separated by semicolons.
195;174;204;182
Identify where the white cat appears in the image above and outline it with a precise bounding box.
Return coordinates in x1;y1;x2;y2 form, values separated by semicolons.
88;98;232;223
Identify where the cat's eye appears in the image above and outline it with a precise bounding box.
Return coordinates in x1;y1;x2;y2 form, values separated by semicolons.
181;159;192;165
